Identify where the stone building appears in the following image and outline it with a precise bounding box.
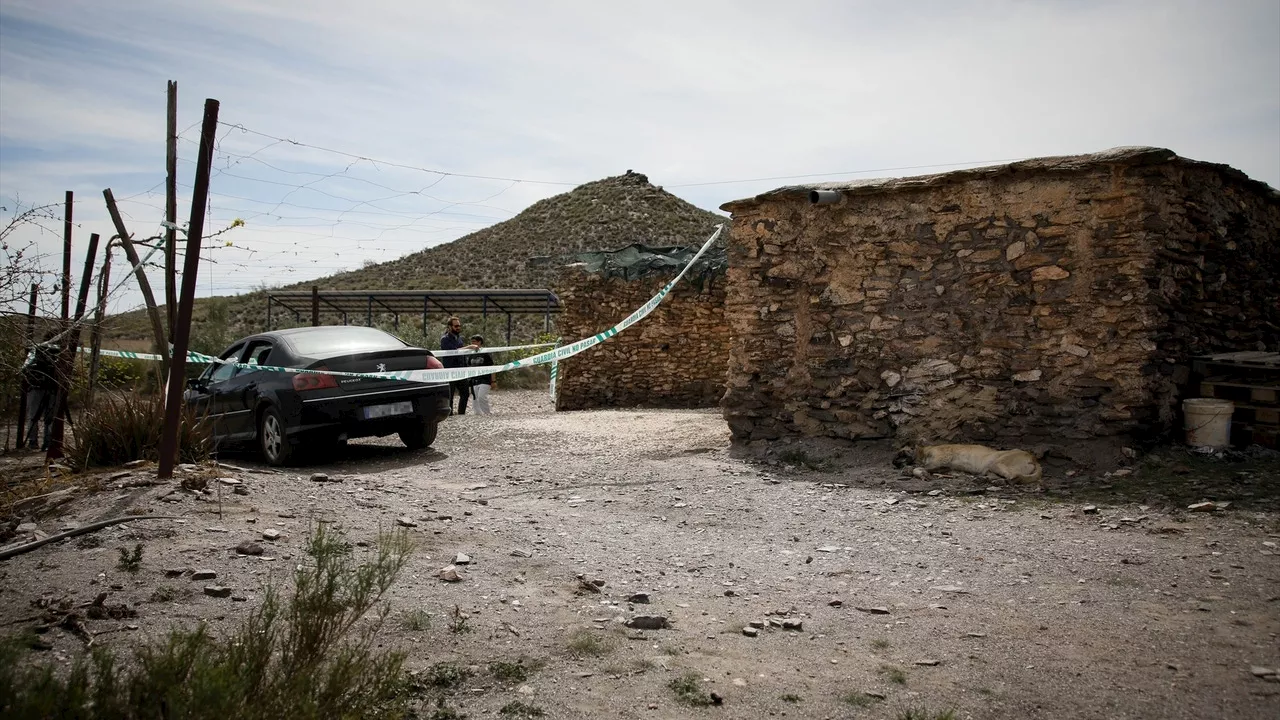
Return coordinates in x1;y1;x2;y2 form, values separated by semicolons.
718;147;1280;459
555;245;730;410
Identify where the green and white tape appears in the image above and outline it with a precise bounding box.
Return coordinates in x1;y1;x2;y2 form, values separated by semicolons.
82;224;723;385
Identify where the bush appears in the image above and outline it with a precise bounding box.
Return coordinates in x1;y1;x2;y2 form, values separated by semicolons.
70;393;212;470
0;525;414;719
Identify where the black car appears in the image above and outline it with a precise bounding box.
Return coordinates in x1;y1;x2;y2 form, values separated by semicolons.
185;326;450;465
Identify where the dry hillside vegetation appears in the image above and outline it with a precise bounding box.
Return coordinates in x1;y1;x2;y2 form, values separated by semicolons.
104;172;724;343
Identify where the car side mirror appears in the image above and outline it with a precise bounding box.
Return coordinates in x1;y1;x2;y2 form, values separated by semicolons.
187;377;207;391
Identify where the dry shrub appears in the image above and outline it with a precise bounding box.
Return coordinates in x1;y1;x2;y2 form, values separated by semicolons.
70;392;211;470
0;525;414;719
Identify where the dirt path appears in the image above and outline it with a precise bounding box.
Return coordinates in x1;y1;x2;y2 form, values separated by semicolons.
2;390;1278;719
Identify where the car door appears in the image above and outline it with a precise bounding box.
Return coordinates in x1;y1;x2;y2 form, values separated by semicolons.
215;340;276;439
187;342;245;442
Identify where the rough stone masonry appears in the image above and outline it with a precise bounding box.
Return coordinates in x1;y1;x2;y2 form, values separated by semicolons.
718;147;1280;462
555;254;729;411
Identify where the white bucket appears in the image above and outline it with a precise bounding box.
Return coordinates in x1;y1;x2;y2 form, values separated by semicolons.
1183;398;1233;450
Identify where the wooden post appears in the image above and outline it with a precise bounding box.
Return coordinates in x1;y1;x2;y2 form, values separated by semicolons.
86;241;114;406
104;188;170;378
158;98;219;480
47;233;100;460
61;191;72;320
311;285;320;326
15;283;37;450
165;80;178;340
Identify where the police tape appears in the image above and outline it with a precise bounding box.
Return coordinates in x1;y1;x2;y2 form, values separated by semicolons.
433;342;554;357
79;223;723;385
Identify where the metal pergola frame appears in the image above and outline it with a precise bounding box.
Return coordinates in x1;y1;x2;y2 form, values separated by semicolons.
265;288;562;344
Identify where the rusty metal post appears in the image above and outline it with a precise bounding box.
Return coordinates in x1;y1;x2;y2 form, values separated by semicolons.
61;191;72;320
104;188;169;378
311;285;320;326
87;241;114;406
15;283;38;450
48;232;100;460
158;98;219;480
165;80;179;340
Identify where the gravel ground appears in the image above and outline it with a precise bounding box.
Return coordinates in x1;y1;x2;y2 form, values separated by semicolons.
2;389;1278;719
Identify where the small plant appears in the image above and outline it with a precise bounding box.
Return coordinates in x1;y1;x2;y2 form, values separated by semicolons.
427;662;472;690
489;657;540;684
70;391;211;470
879;664;908;685
116;543;143;573
448;605;472;634
402;609;432;631
566;629;614;659
147;585;182;603
871;637;891;650
842;691;879;708
427;699;468;720
668;672;714;707
0;524;414;718
898;708;957;720
498;700;546;718
781;693;803;703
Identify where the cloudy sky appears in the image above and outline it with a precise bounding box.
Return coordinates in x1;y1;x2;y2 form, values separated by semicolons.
1;0;1277;316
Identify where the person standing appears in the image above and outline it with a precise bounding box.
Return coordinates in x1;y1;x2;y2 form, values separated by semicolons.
465;334;495;415
438;316;476;415
23;332;59;451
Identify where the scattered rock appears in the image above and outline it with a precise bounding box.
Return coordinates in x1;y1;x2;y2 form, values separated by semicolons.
16;522;37;533
742;626;759;637
855;606;890;615
510;548;533;558
627;593;651;604
204;585;232;598
828;599;843;608
931;585;970;594
109;471;132;481
124;459;146;468
817;545;841;553
235;542;264;556
724;589;737;597
927;489;943;496
625;616;670;630
966;632;988;638
205;527;229;533
1188;502;1217;512
709;692;724;706
310;473;329;482
217;477;242;486
1082;505;1099;514
915;659;941;666
164;568;188;578
233;486;250;496
454;553;471;565
261;529;282;541
191;570;217;581
1250;666;1278;681
438;565;462;582
781;619;803;631
396;517;418;528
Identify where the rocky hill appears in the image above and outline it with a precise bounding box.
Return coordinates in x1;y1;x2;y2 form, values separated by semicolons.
104;171;725;343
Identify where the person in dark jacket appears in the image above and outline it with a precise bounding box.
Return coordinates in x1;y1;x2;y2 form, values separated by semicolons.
438;316;477;415
465;334;495;415
23;332;60;450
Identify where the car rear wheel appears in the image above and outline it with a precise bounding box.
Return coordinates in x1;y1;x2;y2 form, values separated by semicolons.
258;406;293;466
399;418;439;450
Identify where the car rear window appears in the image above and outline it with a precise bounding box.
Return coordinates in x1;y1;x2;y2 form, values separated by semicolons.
285;327;407;357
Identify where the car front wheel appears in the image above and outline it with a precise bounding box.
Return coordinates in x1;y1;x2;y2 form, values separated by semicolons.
399;418;439;450
258;406;293;466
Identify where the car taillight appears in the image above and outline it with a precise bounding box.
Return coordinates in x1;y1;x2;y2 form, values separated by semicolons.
292;368;339;391
426;355;443;370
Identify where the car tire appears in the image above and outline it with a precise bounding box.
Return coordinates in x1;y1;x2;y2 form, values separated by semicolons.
258;406;293;466
399;418;439;450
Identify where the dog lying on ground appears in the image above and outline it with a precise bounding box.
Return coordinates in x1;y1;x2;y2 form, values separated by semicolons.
911;444;1043;484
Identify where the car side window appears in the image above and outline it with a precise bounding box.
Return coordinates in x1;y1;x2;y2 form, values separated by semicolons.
243;341;274;373
208;344;245;384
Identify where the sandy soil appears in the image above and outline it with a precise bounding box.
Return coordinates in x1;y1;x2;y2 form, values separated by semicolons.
1;389;1278;719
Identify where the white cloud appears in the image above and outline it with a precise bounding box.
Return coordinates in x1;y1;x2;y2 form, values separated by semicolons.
1;0;1276;316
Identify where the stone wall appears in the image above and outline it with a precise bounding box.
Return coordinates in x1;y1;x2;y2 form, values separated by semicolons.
719;147;1280;455
555;267;730;410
